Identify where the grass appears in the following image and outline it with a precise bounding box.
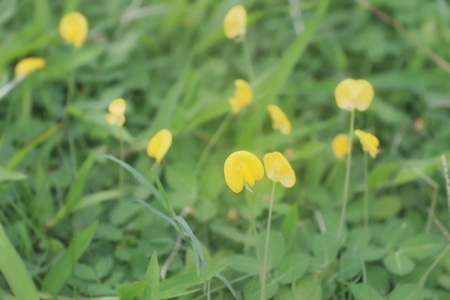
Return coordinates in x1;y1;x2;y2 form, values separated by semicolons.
1;0;450;299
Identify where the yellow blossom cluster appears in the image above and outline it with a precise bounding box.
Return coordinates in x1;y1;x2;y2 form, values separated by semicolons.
333;78;380;159
9;12;88;96
224;150;296;193
222;5;296;194
105;98;127;127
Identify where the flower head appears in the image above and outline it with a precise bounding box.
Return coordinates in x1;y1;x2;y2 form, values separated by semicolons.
263;152;296;188
108;98;126;116
105;113;125;127
147;129;172;163
224;5;247;39
14;57;46;77
332;134;350;159
105;98;126;127
229;79;253;114
267;104;291;135
354;130;379;158
59;12;88;48
224;151;264;193
335;79;374;112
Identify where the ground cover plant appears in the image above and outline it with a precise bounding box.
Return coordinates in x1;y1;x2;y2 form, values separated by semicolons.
1;0;450;299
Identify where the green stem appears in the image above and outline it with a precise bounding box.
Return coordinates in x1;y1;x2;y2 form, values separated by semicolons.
196;113;233;172
419;243;450;287
119;127;124;196
337;109;355;240
363;152;369;242
246;191;263;295
65;52;77;173
261;182;276;300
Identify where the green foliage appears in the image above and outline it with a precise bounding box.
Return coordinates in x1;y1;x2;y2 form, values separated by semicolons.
1;0;450;299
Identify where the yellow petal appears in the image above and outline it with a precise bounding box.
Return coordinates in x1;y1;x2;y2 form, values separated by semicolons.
263;152;296;188
354;129;380;158
14;57;46;77
224;151;264;193
332;134;350;159
147;129;173;163
335;79;374;112
224;5;247;39
229;79;253;114
108;98;126;116
59;12;89;48
267;104;292;135
105;113;125;127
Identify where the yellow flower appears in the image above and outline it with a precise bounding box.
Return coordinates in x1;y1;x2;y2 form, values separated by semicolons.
267;104;291;135
224;151;264;193
354;130;380;158
229;79;253;114
224;5;247;39
263;152;296;188
335;79;374;111
14;57;46;77
105;98;126;127
108;98;126;116
105;113;125;127
147;129;173;163
332;134;350;159
59;12;89;48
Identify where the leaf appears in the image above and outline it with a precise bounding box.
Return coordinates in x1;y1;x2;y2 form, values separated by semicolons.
74;263;97;281
438;274;450;290
281;204;299;249
388;284;434;300
6;123;60;169
0;166;27;183
366;265;390;296
42;221;98;294
311;232;340;268
273;253;310;284
143;251;160;300
117;281;145;300
159;263;227;299
371;195;402;220
0;223;39;300
151;63;190;130
210;220;253;244
362;245;387;262
72;189;123;212
95;256;114;279
350;283;384;300
399;234;444;260
240;0;331;142
257;231;286;268
244;278;279;300
338;255;362;281
383;251;415;276
48;150;99;227
102;154;171;216
294;274;322;300
229;255;259;275
174;216;207;279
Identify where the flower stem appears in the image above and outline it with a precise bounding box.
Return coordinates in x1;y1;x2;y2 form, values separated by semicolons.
363;152;369;242
419;243;450;287
261;182;276;300
0;76;23;101
119;127;124;199
246;191;263;297
196;113;233;173
337;109;355;240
